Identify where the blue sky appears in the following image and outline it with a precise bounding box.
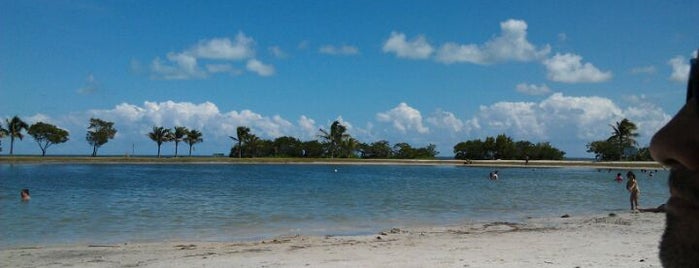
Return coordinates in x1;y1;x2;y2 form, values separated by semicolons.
1;0;697;157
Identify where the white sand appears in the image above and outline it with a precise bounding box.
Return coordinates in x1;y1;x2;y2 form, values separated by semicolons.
2;212;665;268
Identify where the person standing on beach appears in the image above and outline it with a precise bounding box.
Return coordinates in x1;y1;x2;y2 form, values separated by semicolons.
650;51;699;267
626;172;639;210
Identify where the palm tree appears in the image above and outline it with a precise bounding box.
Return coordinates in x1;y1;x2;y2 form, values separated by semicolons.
608;118;639;160
0;125;8;153
183;129;203;156
229;126;250;158
246;134;260;157
172;126;189;157
5;116;29;155
318;120;349;158
147;126;172;158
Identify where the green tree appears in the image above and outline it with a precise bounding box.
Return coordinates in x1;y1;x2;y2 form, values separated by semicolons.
148;126;172;158
183;129;203;156
5;116;29;155
230;126;250;158
301;140;325;157
27;122;70;156
318;121;349;158
172;126;189;157
531;142;565;160
361;140;392;159
340;137;360;158
494;134;515;159
246;134;260;157
393;142;414;159
273;136;303;157
86;118;117;157
586;140;619;161
454;139;485;160
608;118;639;160
0;124;8;153
455;135;564;160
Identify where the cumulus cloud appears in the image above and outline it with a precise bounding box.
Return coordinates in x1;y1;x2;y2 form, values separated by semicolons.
515;83;551;95
382;32;434;59
151;52;207;80
668;55;691;82
149;32;274;79
319;45;360;56
476;101;546;138
298;115;318;139
466;92;670;149
376;102;429;134
189;33;255;60
435;19;550;64
246;59;275;76
543;53;612;83
426;110;464;132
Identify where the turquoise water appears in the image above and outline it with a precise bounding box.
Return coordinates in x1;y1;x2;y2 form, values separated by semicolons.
0;164;669;248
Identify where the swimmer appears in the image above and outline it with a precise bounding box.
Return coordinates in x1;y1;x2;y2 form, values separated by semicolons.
20;188;30;201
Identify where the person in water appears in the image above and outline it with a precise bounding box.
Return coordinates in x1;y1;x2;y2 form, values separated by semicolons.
649;51;699;267
626;171;639;211
615;173;623;183
20;188;30;201
489;170;499;180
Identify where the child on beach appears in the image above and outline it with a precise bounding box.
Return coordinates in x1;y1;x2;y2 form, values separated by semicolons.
625;172;639;211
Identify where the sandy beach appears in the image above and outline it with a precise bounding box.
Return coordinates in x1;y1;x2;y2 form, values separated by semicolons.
2;212;665;268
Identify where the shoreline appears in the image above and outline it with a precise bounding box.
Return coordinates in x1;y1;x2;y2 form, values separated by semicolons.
0;156;664;169
1;212;666;267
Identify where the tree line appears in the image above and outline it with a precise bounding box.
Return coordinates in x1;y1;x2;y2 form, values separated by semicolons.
0;116;439;159
0;115;651;161
453;134;566;160
586;118;652;161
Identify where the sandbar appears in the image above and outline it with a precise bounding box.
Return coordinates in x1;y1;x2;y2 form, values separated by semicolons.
0;156;664;170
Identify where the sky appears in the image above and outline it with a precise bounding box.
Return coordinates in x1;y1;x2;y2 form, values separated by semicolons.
1;0;697;158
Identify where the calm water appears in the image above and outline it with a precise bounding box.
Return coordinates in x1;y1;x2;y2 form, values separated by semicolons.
0;163;669;248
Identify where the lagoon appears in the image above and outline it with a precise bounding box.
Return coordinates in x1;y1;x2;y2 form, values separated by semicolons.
0;163;669;248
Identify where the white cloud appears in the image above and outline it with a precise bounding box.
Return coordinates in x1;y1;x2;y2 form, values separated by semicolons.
464;92;670;153
190;33;255;60
77;74;99;94
476;101;546;138
515;83;551;95
319;45;360;56
426;110;464;132
376;102;429;134
149;32;275;79
268;46;287;58
630;65;656;75
382;32;434;59
668;55;690;82
151;52;207;80
543;53;612;83
298;115;317;139
435;19;550;64
205;63;238;74
246;59;275;76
